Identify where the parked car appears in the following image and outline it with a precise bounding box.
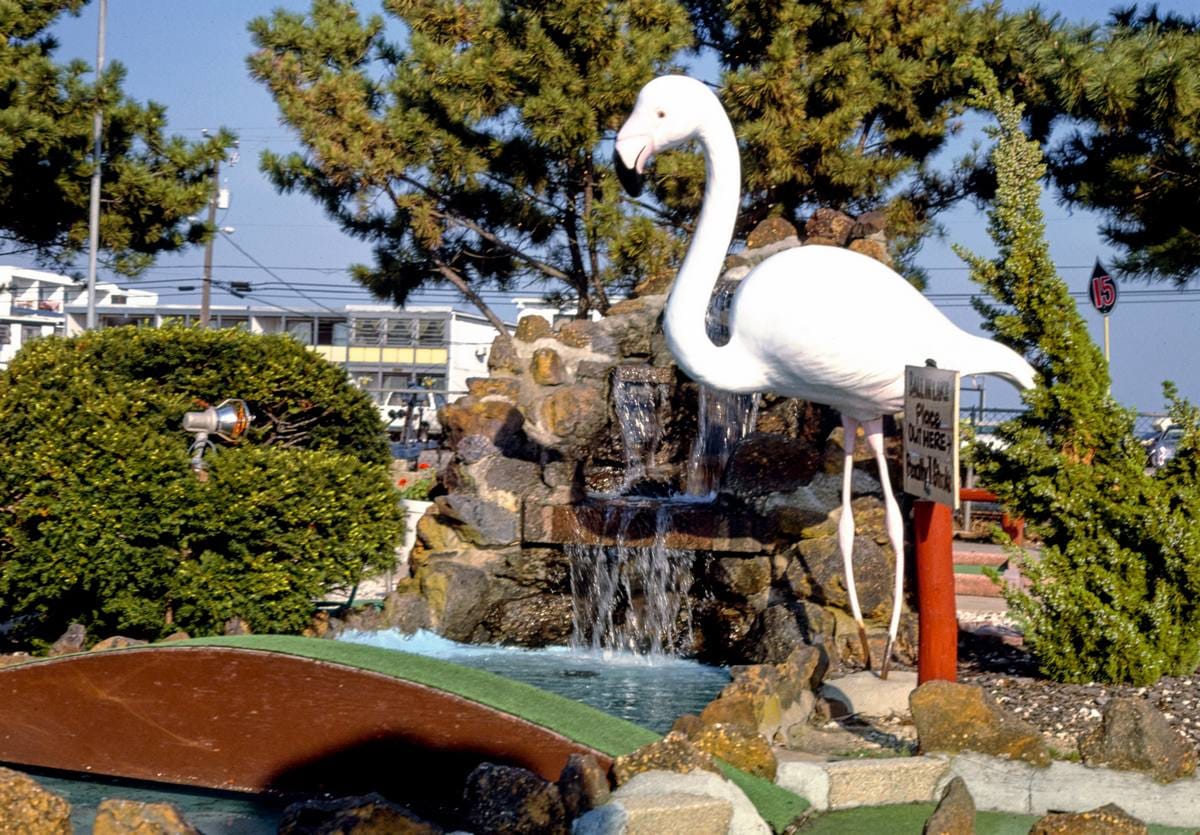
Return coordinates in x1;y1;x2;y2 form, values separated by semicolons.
1147;425;1186;470
381;391;448;441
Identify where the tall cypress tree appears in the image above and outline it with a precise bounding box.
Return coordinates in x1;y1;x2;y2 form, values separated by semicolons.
960;64;1200;684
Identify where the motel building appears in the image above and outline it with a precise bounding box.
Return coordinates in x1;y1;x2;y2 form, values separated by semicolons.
0;266;502;427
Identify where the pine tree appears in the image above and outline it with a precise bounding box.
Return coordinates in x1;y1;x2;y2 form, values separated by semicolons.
960;63;1200;685
1012;6;1200;284
248;0;692;331
0;0;232;274
682;0;1015;274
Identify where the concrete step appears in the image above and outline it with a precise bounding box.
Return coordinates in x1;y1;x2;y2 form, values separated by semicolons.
953;564;1033;599
953;548;1008;568
955;572;1002;597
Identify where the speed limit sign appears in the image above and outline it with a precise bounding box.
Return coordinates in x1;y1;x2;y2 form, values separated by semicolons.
1090;260;1118;314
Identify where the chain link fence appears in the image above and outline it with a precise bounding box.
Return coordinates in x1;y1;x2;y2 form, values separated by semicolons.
961;407;1170;441
956;407;1170;535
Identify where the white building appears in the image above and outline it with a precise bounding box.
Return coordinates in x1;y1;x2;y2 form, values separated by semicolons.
0;267;73;366
0;267;506;432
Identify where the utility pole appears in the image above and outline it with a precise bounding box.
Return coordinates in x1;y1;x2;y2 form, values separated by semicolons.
85;0;108;330
199;157;219;328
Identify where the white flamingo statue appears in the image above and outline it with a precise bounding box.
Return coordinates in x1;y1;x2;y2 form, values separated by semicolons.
613;75;1035;674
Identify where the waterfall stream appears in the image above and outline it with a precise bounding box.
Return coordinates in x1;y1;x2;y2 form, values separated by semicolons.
572;347;758;654
567;502;694;656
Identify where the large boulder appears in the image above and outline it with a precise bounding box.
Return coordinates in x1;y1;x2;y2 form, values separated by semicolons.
785;534;896;622
1028;803;1148;835
910;680;1050;766
0;767;70;834
686;723;777;780
48;622;86;656
606;770;769;834
1078;697;1197;782
721;433;824;497
612;732;721;785
440;396;526;454
462;763;567;835
476;594;573;646
434;493;519;547
277;792;441;834
556;753;611;820
922;776;974;835
697;646;822;742
93;799;199;835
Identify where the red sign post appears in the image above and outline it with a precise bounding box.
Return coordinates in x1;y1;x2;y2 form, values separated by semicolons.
905;364;961;684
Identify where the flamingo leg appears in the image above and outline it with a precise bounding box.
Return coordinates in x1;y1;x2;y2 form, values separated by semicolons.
863;417;905;679
838;414;872;670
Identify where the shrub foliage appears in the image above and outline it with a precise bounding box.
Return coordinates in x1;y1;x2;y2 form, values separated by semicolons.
960;69;1200;684
0;325;403;646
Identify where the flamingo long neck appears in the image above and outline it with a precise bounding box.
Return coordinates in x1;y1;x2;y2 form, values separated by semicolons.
662;107;767;393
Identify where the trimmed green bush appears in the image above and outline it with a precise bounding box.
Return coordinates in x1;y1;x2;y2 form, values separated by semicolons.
0;325;403;646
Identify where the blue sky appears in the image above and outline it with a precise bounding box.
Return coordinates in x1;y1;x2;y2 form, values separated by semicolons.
32;0;1200;412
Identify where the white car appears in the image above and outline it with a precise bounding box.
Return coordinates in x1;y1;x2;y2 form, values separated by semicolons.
381;391;447;441
1147;425;1186;470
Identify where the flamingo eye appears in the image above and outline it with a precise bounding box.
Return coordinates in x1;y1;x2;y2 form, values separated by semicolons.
657;110;665;119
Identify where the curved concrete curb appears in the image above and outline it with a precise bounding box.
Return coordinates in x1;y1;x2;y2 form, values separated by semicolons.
946;751;1200;828
776;750;1200;828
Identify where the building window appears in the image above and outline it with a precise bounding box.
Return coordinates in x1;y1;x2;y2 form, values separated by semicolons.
100;315;150;328
317;318;347;346
286;320;314;345
386;318;415;346
417;318;446;346
216;316;250;332
350;318;384;346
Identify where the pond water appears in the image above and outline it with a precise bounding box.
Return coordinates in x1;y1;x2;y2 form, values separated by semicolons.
340;629;730;733
28;771;284;834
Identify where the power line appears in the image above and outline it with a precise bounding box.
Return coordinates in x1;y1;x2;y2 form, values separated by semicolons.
217;231;340;315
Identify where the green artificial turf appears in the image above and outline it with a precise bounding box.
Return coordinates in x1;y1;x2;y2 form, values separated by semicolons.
952;563;996;575
169;635;810;832
796;803;1198;834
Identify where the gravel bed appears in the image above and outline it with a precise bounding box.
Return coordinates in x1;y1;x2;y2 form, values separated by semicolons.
956;617;1200;755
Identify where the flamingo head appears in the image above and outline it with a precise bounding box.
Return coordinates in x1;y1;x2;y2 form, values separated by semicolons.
613;75;714;198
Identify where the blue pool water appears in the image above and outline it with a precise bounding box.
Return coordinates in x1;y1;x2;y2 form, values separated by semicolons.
340;629;730;733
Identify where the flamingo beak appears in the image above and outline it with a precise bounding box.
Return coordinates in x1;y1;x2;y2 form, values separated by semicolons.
613;133;652;198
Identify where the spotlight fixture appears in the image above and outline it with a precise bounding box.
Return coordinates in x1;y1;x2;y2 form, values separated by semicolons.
182;398;251;478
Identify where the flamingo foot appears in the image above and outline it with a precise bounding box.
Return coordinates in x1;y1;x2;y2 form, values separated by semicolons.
858;624;872;671
879;636;893;680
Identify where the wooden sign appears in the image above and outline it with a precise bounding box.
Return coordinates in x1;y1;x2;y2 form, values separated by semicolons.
904;364;960;508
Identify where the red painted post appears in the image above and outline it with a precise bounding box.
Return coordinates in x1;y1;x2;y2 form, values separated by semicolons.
914;499;957;683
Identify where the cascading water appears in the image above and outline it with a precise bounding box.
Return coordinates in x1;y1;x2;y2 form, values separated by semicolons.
567;502;694;656
684;386;759;498
611;371;667;491
569;277;759;656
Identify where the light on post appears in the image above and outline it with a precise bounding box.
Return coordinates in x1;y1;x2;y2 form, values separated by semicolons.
182;398;251;479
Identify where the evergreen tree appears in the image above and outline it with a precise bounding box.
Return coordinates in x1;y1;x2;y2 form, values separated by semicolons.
960;64;1200;685
1033;6;1200;284
682;0;1015;275
0;0;233;274
248;0;692;329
